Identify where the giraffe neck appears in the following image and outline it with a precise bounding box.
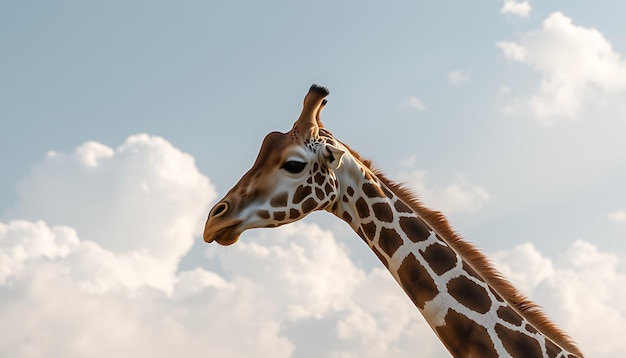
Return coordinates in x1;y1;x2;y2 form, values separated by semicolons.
331;163;578;357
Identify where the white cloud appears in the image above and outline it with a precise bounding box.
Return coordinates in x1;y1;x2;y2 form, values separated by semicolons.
2;135;624;357
500;0;532;18
497;41;527;62
447;70;470;85
0;220;295;358
4;220;625;357
221;225;449;358
6;134;216;276
218;223;365;321
403;96;426;111
608;210;626;222
0;136;445;357
498;12;626;123
491;242;555;291
0;217;448;358
0;220;79;285
399;170;490;214
332;267;447;358
492;240;626;357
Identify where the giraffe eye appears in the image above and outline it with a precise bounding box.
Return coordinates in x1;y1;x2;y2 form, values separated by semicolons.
281;161;307;174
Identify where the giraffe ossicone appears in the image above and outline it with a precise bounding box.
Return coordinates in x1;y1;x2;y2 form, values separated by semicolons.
203;84;583;358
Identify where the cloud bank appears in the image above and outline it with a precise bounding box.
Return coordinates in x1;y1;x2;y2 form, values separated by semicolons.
498;12;626;123
1;135;624;357
492;241;626;357
6;134;216;288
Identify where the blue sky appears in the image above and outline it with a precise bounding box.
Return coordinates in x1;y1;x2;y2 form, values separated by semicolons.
1;1;625;357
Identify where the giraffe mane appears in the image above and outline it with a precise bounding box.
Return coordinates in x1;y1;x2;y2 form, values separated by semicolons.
339;143;584;357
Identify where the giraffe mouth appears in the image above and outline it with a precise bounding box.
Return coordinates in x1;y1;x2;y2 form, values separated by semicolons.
205;222;242;246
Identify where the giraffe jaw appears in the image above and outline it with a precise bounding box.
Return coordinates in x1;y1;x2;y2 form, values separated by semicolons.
204;222;243;246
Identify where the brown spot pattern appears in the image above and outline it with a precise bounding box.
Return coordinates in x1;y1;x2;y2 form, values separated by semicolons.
422;243;457;275
362;183;385;198
447;276;492;314
490;286;505;303
378;228;403;257
356;197;370;219
436;309;498;357
257;210;270;219
545;338;562;358
270;192;288;207
361;221;377;241
497;305;523;327
399;216;430;242
462;261;483;281
324;183;333;195
314;172;325;186
397;253;438;309
273;211;286;221
342;211;352;223
346;186;355;196
289;208;300;219
382;185;393;198
394;200;412;213
372;203;394;222
315;187;325;200
495;323;543;357
293;185;312;204
302;197;317;213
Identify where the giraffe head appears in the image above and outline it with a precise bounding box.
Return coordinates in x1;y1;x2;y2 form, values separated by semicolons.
204;85;346;245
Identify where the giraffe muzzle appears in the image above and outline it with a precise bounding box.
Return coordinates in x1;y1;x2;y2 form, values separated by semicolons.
209;201;229;218
204;223;242;246
204;200;243;245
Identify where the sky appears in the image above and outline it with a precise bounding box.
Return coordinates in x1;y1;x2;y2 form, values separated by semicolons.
1;1;625;357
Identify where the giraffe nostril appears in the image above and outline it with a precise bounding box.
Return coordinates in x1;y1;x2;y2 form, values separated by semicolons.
210;202;229;218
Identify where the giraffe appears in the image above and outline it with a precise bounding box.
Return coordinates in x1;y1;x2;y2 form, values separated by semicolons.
203;85;584;358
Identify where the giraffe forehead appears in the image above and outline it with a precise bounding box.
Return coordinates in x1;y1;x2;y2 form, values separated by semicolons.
225;132;291;196
252;131;321;168
250;131;291;171
232;131;324;196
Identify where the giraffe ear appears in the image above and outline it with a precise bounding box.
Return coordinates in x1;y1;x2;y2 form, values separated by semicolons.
320;143;345;170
